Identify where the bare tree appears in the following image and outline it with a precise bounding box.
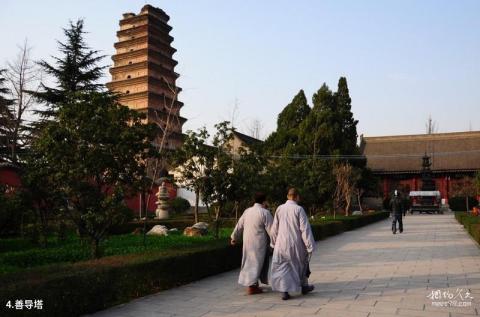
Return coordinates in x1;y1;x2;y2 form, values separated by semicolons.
246;118;263;140
139;77;182;243
4;39;42;162
333;163;357;217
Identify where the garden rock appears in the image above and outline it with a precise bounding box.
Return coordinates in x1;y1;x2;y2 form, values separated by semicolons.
352;210;363;216
146;225;169;236
192;222;209;230
132;228;143;235
184;226;207;237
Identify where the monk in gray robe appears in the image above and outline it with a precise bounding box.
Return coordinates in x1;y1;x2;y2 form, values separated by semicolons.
270;188;316;300
231;192;273;295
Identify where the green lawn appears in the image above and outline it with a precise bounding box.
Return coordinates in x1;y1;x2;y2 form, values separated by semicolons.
0;228;233;274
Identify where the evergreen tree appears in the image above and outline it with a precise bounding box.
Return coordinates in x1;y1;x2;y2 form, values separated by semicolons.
0;69;14;161
265;90;310;154
335;77;358;154
299;83;337;155
277;89;310;130
27;91;156;257
31;19;105;122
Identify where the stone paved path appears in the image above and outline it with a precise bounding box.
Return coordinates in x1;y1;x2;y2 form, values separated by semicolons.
87;213;480;317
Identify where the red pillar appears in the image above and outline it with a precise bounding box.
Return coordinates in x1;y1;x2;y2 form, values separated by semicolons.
446;176;450;203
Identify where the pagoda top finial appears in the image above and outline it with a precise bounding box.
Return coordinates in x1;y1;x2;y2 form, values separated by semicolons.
140;4;169;22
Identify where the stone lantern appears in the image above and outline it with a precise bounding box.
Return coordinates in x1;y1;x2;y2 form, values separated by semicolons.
155;181;170;219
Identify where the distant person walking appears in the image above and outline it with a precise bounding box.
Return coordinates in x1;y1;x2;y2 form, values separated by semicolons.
231;192;273;295
269;188;315;300
390;190;404;234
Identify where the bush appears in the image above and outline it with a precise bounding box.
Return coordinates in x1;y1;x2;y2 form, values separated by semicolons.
0;210;389;316
0;242;242;317
0;230;234;272
0;189;32;237
449;196;478;211
170;197;191;214
311;221;344;239
312;211;390;231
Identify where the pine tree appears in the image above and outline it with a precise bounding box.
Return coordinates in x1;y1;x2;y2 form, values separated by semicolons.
335;77;358;154
299;83;337;155
277;89;310;130
265;90;310;154
0;69;14;161
31;19;105;122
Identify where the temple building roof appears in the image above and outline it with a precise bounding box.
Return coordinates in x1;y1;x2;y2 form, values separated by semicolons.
360;131;480;174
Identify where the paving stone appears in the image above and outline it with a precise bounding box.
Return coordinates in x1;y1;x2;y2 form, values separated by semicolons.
87;213;480;317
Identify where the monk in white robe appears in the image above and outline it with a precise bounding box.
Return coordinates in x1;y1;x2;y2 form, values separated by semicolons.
231;192;273;295
270;188;316;300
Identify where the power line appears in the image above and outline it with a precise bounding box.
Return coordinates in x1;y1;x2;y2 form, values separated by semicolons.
266;149;480;160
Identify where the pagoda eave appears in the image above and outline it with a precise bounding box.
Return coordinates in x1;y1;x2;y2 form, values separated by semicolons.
111;49;178;67
117;25;174;44
120;15;172;33
109;61;179;79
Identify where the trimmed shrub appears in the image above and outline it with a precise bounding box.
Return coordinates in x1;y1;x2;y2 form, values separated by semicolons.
449;196;478;212
0;243;242;317
0;211;388;316
312;211;390;231
311;221;344;240
170;197;191;214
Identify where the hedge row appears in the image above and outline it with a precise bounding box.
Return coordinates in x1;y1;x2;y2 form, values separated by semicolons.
0;212;388;317
319;212;390;231
455;212;480;244
449;197;479;212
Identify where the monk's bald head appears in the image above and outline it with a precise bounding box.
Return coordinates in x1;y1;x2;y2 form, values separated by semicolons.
287;188;299;201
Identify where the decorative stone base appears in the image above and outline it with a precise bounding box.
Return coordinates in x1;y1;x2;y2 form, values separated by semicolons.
156;209;169;219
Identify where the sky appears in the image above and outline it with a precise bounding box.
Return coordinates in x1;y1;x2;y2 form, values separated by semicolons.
2;0;479;139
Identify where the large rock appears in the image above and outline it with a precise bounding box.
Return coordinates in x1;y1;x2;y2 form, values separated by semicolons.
184;226;207;237
146;225;169;236
192;222;209;230
352;210;363;216
131;228;143;235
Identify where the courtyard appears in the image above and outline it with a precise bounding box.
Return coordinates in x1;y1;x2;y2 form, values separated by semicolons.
89;213;480;317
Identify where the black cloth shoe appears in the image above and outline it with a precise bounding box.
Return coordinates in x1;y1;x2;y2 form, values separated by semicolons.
302;285;314;295
281;292;290;300
393;231;396;234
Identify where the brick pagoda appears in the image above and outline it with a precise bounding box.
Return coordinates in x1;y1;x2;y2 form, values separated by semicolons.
107;4;186;149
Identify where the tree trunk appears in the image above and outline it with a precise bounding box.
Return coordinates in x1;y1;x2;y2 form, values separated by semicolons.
194;189;199;224
234;201;239;222
357;191;363;212
142;191;148;246
214;205;221;239
205;201;213;222
20;209;25;238
39;208;48;248
91;239;102;259
466;196;469;212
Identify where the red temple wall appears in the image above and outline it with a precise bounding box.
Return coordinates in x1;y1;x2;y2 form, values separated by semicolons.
0;169;21;188
380;174;473;203
1;166;176;215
